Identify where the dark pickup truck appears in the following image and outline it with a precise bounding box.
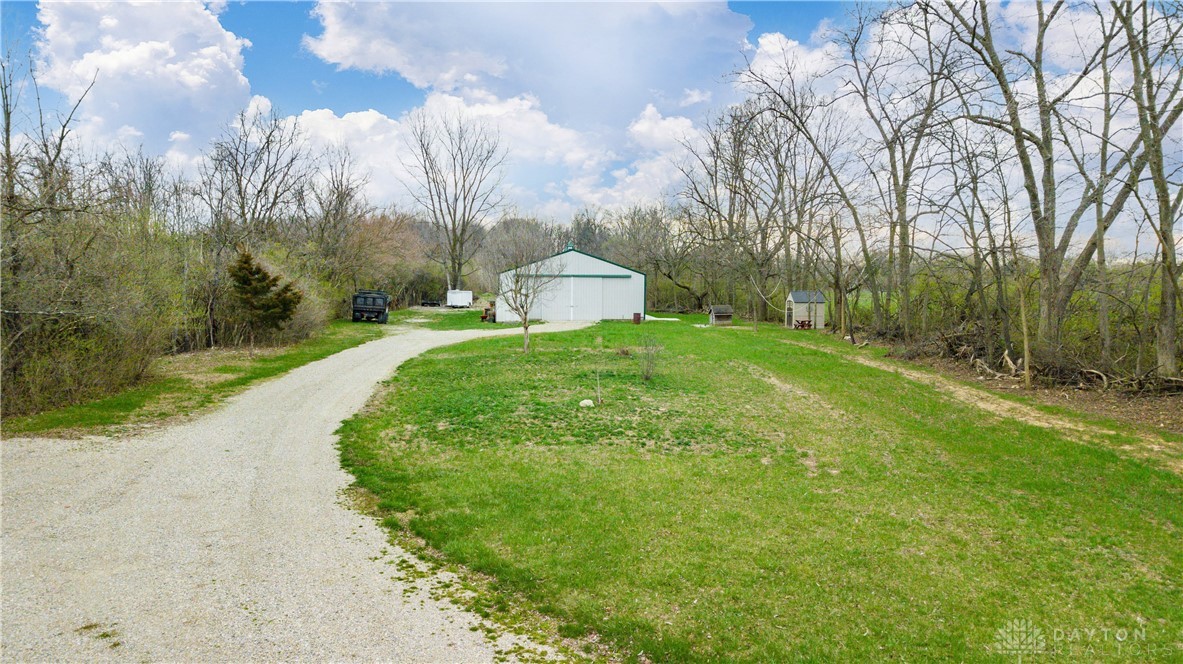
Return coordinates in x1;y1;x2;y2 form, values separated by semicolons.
351;290;390;323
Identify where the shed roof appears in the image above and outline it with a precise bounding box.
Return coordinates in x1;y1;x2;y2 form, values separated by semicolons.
789;290;826;303
498;245;645;278
709;305;734;314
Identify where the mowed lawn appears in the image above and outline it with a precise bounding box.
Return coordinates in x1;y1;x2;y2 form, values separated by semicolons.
337;317;1183;662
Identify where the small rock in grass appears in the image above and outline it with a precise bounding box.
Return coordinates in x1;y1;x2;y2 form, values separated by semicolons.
579;399;595;408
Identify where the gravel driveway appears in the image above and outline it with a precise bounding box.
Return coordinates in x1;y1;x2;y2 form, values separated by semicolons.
1;322;588;661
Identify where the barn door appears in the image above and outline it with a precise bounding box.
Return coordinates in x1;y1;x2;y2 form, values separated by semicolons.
570;277;603;320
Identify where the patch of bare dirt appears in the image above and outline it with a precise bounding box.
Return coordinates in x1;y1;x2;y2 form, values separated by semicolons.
155;345;284;387
409;304;483;314
797;449;819;477
781;339;1183;475
913;356;1183;435
740;362;848;420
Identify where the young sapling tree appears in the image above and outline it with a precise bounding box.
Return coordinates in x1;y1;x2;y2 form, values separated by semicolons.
638;333;661;381
487;217;563;353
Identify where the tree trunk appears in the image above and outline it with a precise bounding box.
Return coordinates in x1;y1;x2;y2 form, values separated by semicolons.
751;283;760;332
986;225;1012;357
1007;210;1033;389
829;218;846;339
1018;276;1033;389
1113;0;1182;378
897;186;911;340
1157;229;1179;377
449;255;463;292
845;285;858;345
1036;260;1065;360
1096;213;1112;364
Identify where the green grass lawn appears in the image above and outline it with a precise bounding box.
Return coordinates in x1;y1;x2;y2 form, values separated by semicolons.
782;331;1183;447
420;308;488;330
387;305;543;331
3;320;385;436
337;317;1183;662
385;306;489;330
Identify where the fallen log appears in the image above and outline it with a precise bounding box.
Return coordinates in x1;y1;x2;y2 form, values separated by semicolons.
1083;369;1109;390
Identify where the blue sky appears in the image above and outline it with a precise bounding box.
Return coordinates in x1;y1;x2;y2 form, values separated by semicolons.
1;1;853;217
218;1;845;121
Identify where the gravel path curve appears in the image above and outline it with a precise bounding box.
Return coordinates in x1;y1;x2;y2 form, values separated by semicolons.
2;322;589;662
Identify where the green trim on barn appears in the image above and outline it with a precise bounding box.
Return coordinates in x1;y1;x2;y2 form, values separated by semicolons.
534;273;633;278
558;247;645;277
498;246;646;278
643;271;647;318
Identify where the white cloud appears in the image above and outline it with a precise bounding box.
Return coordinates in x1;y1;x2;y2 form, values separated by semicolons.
679;88;712;107
304;2;506;90
293;92;694;215
292;90;607;209
35;0;251;155
564;105;694;208
298;1;755;215
294;107;407;204
28;1;756;219
115;125;143;142
744;32;843;89
245;94;272;118
420;91;611;173
304;1;750;130
565;153;685;209
628;104;693;153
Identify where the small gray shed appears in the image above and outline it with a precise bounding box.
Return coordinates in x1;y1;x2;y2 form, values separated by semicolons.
709;305;734;326
786;291;826;329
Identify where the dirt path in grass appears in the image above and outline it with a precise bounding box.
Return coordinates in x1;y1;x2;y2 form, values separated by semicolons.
2;322;588;662
780;339;1183;474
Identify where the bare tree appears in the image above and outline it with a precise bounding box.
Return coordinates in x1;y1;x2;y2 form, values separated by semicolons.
290;145;375;300
486;216;563;353
744;59;887;330
403;110;507;291
838;4;956;339
613;203;709;312
568;207;611;256
931;0;1139;363
680;101;789;322
931;118;1018;364
1113;0;1183;378
778;111;831;311
201;108;310;247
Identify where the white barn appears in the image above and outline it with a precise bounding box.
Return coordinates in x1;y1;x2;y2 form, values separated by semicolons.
496;245;646;322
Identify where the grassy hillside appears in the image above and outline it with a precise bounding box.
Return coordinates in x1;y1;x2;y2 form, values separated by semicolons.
337;317;1183;662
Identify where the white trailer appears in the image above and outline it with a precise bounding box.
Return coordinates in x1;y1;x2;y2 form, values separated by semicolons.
446;290;474;308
